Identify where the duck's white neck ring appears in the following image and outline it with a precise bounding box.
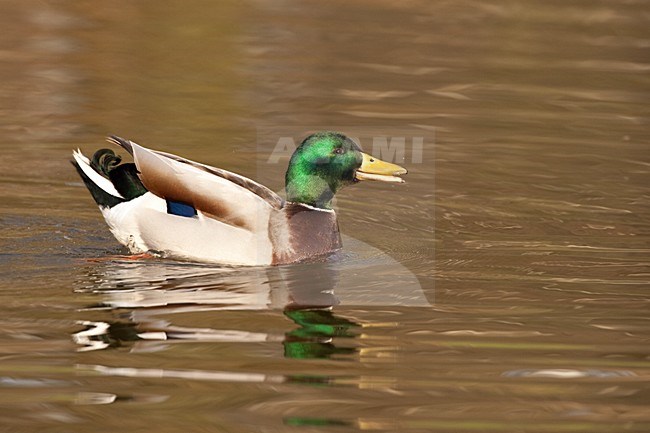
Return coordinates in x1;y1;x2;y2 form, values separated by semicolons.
288;202;336;213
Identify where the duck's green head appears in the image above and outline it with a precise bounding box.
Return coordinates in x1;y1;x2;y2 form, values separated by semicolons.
285;131;407;209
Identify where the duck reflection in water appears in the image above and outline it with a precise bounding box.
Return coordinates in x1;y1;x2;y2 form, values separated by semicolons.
73;236;427;357
74;258;360;359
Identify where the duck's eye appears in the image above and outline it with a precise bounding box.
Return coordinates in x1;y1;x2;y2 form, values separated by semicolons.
333;147;345;155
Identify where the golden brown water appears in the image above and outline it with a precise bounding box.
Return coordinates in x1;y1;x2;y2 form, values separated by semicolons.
1;1;649;431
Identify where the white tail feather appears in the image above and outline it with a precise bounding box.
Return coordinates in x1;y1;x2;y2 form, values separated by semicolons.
73;149;124;199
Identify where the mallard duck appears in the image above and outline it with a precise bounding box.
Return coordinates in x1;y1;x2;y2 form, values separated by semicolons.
72;131;407;265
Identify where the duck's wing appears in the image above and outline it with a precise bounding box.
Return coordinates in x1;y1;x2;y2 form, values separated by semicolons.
108;136;284;232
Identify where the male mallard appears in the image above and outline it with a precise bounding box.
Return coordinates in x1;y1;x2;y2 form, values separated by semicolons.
72;132;407;265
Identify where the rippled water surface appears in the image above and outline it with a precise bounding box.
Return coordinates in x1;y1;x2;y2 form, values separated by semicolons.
1;1;649;431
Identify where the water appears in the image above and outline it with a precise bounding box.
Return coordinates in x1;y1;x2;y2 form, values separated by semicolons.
1;0;649;431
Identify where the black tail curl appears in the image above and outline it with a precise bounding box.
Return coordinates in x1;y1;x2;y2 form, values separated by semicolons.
72;147;148;208
91;149;122;178
92;147;148;201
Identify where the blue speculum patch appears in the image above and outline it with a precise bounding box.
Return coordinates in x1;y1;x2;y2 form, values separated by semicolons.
166;200;197;217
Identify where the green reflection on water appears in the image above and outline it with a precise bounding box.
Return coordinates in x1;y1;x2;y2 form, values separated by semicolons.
284;309;359;359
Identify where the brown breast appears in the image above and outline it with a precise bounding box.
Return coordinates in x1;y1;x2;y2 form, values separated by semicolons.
269;203;342;265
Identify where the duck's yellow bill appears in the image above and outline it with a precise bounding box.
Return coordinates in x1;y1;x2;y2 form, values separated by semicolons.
355;152;407;183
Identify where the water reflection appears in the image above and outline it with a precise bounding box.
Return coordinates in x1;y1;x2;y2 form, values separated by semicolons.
72;235;427;355
74;308;360;360
284;310;359;359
